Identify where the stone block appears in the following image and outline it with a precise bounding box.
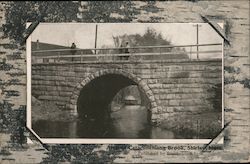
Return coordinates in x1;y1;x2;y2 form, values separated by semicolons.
151;107;158;114
142;85;150;92
65;72;76;77
158;107;168;113
151;114;159;120
168;71;190;78
140;69;152;74
148;95;155;102
67;104;76;110
167;107;174;113
68;77;77;82
32;75;43;80
166;94;176;99
84;77;91;83
180;99;200;106
169;65;183;71
67;83;77;88
182;65;206;71
76;83;82;90
138;80;146;86
138;64;151;69
70;99;77;105
89;74;96;80
93;71;100;77
149;84;162;89
80;80;87;86
172;107;185;112
158;113;171;121
38;95;54;101
159;94;168;99
154;94;160;99
169;100;180;106
56;101;66;106
205;66;222;71
140;74;152;79
55;96;69;102
44;86;57;91
70;93;79;100
74;66;86;72
59;91;72;97
147;79;158;84
47;91;59;96
152;89;160;94
151;102;157;108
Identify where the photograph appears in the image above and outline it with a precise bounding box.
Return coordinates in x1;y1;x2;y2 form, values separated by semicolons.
29;23;223;140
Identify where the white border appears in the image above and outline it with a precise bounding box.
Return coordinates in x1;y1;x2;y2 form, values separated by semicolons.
26;23;224;144
222;34;224;129
26;23;32;130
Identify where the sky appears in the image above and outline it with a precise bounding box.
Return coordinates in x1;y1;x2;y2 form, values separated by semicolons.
31;23;223;58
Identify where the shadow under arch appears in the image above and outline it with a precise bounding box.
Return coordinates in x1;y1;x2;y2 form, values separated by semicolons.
69;69;157;123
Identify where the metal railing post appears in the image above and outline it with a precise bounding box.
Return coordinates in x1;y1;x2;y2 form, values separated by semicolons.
57;52;60;63
189;46;192;60
80;51;82;62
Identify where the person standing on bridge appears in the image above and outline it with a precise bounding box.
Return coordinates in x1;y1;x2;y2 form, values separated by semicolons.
118;43;124;60
70;42;77;61
123;41;130;60
124;41;130;54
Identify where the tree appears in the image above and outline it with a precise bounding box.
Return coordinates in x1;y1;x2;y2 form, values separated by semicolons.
2;1;79;43
111;27;189;61
111;27;187;55
2;1;139;43
78;1;139;22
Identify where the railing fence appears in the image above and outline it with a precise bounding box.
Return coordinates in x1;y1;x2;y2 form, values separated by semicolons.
32;43;222;63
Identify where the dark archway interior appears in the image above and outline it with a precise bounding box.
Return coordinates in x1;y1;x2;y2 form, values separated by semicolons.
77;74;138;119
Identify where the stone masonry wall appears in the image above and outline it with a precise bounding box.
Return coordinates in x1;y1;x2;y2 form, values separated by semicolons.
32;59;222;124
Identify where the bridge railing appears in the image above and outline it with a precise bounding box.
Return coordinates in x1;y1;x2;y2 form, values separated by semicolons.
32;43;222;63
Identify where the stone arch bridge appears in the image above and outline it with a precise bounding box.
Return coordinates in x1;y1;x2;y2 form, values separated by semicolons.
32;57;222;124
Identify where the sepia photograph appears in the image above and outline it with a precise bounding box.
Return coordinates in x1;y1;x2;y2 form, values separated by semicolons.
28;23;223;140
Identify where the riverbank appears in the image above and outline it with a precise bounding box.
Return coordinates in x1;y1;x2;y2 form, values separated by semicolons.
158;112;222;139
31;96;77;123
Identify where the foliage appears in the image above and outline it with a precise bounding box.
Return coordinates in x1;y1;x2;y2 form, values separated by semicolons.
2;1;79;42
2;1;139;43
79;1;139;22
112;27;186;54
112;27;171;48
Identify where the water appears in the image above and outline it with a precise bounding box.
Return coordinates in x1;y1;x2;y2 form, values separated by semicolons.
32;105;175;139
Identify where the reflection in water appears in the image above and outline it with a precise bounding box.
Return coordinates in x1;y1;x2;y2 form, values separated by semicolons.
110;105;149;138
33;105;176;139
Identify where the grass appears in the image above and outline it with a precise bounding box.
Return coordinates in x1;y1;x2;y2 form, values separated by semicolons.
31;96;77;123
158;111;222;139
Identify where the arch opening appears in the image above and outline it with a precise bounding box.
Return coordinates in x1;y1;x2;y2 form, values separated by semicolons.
75;73;153;138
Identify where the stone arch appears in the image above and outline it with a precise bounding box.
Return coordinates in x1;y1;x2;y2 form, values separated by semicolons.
67;69;158;118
